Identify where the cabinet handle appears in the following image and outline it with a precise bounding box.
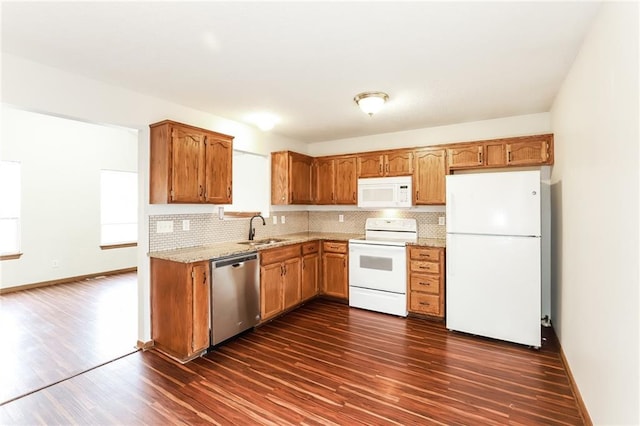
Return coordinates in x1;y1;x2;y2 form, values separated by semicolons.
280;265;284;276
416;190;419;200
478;151;483;164
419;253;431;258
507;151;512;163
419;282;429;286
352;192;356;201
302;260;305;269
199;185;204;197
331;192;334;201
419;265;429;269
227;187;231;198
379;163;383;173
386;163;389;172
419;302;431;306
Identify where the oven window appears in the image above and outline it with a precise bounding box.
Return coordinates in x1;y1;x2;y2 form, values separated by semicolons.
359;255;393;271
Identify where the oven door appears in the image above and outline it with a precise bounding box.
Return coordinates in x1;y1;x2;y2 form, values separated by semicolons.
348;242;407;293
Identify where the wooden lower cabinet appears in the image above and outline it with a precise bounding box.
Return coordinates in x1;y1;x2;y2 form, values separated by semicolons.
407;246;445;319
301;241;320;301
259;244;301;322
151;258;210;362
321;241;349;299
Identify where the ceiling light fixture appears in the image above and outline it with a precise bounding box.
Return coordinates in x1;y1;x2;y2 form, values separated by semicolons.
354;92;389;116
246;113;280;131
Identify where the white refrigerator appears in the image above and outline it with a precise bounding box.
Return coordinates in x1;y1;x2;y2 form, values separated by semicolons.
446;170;548;348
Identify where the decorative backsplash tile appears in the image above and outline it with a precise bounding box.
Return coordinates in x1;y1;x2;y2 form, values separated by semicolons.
150;209;445;252
308;210;445;239
149;211;309;252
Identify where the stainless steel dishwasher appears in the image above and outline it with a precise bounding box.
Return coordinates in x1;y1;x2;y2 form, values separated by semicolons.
210;252;260;346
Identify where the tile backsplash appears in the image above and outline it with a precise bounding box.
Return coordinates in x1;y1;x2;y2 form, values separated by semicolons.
149;209;445;252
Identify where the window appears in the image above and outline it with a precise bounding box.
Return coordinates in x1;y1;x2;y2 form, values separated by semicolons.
100;170;137;247
0;161;21;256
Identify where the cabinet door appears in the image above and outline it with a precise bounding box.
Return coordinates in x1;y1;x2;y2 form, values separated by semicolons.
314;158;335;204
260;263;283;321
204;135;233;204
483;142;507;168
301;253;319;300
385;150;414;176
506;139;551;166
334;156;357;204
357;153;384;178
414;148;446;205
282;257;301;310
271;151;289;204
191;262;210;354
447;145;483;169
322;253;348;298
171;126;206;203
290;153;313;204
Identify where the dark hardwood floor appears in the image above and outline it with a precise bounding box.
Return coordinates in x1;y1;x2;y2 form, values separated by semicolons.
0;272;138;404
0;299;584;425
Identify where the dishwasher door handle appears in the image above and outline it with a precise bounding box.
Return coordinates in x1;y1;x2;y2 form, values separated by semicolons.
232;262;245;268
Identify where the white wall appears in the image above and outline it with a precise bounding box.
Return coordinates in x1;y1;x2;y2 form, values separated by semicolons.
307;113;551;156
0;106;138;289
550;3;639;424
1;53;308;342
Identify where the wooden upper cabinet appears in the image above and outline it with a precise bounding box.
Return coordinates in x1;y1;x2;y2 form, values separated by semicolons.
313;155;356;205
385;150;414;176
414;148;446;205
447;144;483;170
204;135;233;204
271;151;313;205
506;135;553;166
447;134;554;172
314;158;335;204
357;150;413;178
150;120;234;204
334;156;357;204
357;153;384;178
169;126;206;203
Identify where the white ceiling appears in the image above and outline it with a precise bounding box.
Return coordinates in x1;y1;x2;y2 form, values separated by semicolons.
1;1;601;143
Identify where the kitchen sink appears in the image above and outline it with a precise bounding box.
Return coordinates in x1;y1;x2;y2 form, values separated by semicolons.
238;238;287;247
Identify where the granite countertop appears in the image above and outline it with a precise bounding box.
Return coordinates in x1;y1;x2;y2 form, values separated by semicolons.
149;232;446;263
412;238;447;248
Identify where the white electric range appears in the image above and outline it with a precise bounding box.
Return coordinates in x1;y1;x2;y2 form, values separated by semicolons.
348;218;418;317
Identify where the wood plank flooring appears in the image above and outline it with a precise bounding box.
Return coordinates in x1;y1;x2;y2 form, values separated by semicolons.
0;272;138;403
0;299;584;425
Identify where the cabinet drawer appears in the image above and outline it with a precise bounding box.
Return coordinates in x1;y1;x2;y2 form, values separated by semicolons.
410;293;440;315
410;260;440;274
260;244;301;265
410;247;441;261
323;241;347;254
302;241;319;255
409;274;440;294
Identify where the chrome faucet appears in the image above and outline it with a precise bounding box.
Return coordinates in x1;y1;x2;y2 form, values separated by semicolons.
248;214;266;240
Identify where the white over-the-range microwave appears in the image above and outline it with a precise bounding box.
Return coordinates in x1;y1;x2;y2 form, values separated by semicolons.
357;176;412;208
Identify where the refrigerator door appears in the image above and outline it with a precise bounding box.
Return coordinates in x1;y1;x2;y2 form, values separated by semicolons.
446;233;541;347
446;170;541;237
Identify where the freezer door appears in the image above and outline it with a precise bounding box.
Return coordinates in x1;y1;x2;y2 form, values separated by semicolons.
446;170;541;236
446;233;541;347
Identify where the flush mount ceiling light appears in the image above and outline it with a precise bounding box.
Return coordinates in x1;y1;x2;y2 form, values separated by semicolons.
245;112;280;131
354;92;389;116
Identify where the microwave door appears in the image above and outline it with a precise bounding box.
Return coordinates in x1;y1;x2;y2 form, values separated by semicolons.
359;185;396;206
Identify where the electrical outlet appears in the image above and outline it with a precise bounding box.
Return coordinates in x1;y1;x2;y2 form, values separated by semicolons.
182;220;190;231
438;216;446;226
339;214;344;223
280;215;286;224
52;259;59;268
157;221;174;233
272;216;278;225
